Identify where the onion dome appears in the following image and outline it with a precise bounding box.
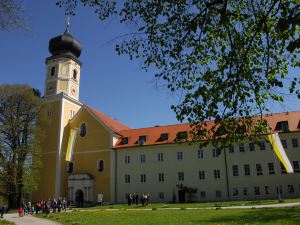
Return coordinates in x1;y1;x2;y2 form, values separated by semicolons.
48;30;82;58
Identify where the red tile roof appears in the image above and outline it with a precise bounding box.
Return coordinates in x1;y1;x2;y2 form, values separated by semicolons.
114;111;300;149
84;105;130;134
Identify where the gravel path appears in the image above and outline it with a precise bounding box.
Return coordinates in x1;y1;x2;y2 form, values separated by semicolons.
3;213;61;225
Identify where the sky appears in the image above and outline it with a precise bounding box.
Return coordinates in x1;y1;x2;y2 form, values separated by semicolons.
0;1;299;129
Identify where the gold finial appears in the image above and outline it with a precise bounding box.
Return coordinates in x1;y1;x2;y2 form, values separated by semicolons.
66;16;70;33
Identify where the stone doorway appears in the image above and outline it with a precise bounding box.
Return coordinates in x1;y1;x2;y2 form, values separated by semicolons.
75;189;84;207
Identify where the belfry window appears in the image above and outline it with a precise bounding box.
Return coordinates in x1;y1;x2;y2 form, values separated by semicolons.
50;66;55;76
73;69;77;80
66;162;73;173
80;123;87;137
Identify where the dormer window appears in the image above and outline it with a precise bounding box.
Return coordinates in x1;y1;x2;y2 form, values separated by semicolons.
275;121;289;132
138;136;147;145
50;66;55;76
121;137;128;145
73;69;77;80
160;133;168;141
177;131;187;140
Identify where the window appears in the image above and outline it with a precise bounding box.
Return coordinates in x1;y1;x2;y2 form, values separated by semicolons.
121;138;128;145
288;185;294;193
268;162;275;175
159;192;165;199
178;172;184;181
199;170;205;180
264;186;271;195
232;188;238;196
228;146;234;153
138;136;147;145
239;144;245;152
66;162;73;173
200;191;206;198
256;164;263;176
216;191;221;198
254;186;260;195
212;149;221;157
125;174;130;183
140;174;146;183
48;84;54;91
177;151;183;160
158;173;164;182
160;133;168;141
276;186;283;194
293;161;300;173
281;139;287;149
249;143;255;151
73;69;77;80
97;160;104;172
47;111;51;118
281;163;287;174
259;142;266;150
292;138;298;148
140;154;146;163
243;188;249;196
244;164;250;176
79;123;87;137
232;165;239;176
197;149;204;159
275;121;289;132
214;169;220;179
50;66;55;76
70;110;75;118
125;155;130;164
158;153;164;162
177;131;187;140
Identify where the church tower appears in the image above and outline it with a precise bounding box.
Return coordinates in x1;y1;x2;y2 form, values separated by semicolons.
35;21;83;200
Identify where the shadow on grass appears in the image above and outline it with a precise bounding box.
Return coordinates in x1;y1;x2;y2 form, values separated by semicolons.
193;207;300;224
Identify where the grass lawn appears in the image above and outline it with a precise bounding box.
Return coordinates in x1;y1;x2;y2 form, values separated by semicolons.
0;220;14;225
40;207;300;225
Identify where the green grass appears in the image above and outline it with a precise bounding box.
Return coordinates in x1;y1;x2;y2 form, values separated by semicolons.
0;220;14;225
38;207;300;225
88;198;300;210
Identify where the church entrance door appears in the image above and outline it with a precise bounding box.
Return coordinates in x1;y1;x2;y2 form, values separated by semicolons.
75;189;84;207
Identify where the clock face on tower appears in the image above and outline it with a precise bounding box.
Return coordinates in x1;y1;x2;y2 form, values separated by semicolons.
71;86;77;95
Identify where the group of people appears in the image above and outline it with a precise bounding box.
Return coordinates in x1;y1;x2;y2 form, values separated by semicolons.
126;193;150;206
18;197;70;217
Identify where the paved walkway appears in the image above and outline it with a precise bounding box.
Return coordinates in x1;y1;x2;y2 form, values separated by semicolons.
2;213;61;225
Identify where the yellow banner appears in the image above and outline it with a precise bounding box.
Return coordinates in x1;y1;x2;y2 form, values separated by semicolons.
65;129;77;161
268;133;294;173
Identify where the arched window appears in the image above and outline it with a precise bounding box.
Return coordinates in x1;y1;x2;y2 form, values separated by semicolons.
97;160;104;172
50;66;55;76
66;162;73;173
80;123;86;137
73;69;77;80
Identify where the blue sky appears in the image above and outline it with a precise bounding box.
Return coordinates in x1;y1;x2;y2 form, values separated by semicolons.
0;1;299;128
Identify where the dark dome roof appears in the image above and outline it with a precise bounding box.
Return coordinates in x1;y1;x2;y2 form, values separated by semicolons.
48;31;82;58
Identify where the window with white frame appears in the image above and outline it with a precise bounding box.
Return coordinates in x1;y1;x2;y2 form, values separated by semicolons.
243;188;249;196
159;192;165;199
140;174;146;183
244;164;250;176
178;172;184;181
293;161;300;173
292;138;298;148
281;139;287;149
232;165;239;176
177;151;183;160
254;186;260;195
281;163;287;174
125;174;130;183
232;188;238;196
249;143;255;151
197;149;204;159
125;155;130;164
158;153;164;162
212;149;221;157
239;144;245;152
268;162;275;175
214;169;220;179
228;146;234;153
264;186;271;195
158;173;164;182
200;191;206;198
216;190;221;198
256;164;263;176
199;170;205;180
259;142;266;150
288;184;294;193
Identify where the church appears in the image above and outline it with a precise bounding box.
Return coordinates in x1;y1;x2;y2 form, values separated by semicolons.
34;26;300;205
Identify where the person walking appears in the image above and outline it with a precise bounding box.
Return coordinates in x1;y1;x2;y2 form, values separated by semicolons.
0;206;4;218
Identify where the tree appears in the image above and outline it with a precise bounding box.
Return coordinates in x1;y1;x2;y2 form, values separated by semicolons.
57;0;300;147
0;84;42;209
0;0;28;31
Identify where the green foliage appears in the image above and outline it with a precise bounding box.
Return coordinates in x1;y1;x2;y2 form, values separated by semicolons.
57;0;300;148
0;84;42;208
